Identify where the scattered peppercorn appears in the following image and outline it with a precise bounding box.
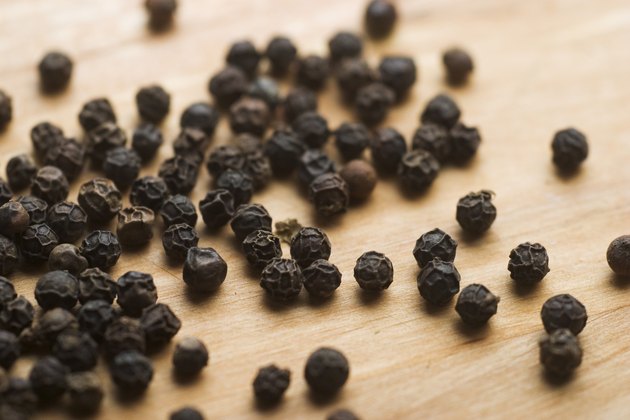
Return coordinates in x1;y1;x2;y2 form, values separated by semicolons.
132;123;164;162
0;296;34;335
20;223;59;262
507;242;550;286
370;127;407;173
87;122;127;167
0;90;12;132
17;195;48;226
298;150;336;186
0;277;16;308
413;228;457;268
209;66;249;109
182;247;228;293
110;350;154;394
172;337;209;378
339;159;377;202
31;122;65;158
229;97;271;137
31;166;69;205
66;371;104;414
411;124;451;163
539;329;582;377
140;303;181;349
455;284;499;325
335;59;376;103
38;51;73;93
80;230;121;270
0;201;30;236
145;0;177;30
309;173;350;217
170;407;205;420
77;268;117;304
456;190;497;234
606;235;630;276
78;98;116;133
46;201;87;243
378;56;417;101
199;189;235;229
230;203;272;242
116;271;158;317
355;82;395;126
328;32;363;63
136;85;170;124
303;259;342;298
103;147;142;189
117;206;155;247
421;94;461;129
0;330;19;369
34;270;79;310
290;227;331;268
6;154;37;191
104;316;146;358
551;128;588;172
242;230;282;270
77;299;116;342
293;111;330;149
243;149;272;190
365;0;397;38
449;122;481;165
43;137;85;181
260;258;303;301
158;195;196;228
265;36;298;77
78;178;123;223
304;347;349;396
226;40;261;78
417;258;461;305
52;330;98;372
353;251;393;291
334;122;370;160
264;129;306;176
541;294;587;335
159;155;201;195
33;307;79;349
206;145;245;178
443;47;474;86
283;87;318;123
48;244;88;275
248;77;281;110
398;149;440;192
162;223;199;260
130;176;171;211
28;356;67;402
180;102;220;137
274;218;303;245
253;364;291;405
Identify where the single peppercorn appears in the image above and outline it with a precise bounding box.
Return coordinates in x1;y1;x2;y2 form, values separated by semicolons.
172;337;209;378
104;316;146;358
248;77;281;110
80;230;121;270
2;377;37;417
160;195;197;228
353;251;393;291
265;36;298;77
0;179;11;206
283;87;317;123
181;102;220;137
243;149;272;190
199;189;235;229
355;82;395;126
34;270;79;310
46;201;87;243
110;350;154;394
297;55;330;90
413;228;457;268
6;154;37;191
260;258;303;301
173;129;209;160
38;51;73;93
336;59;377;103
0;90;12;132
229;97;271;136
253;364;291;405
132;123;164;162
309;173;350;217
455;284;499;325
539;329;582;377
304;347;349;395
103;147;141;189
145;0;177;30
43;137;85;181
0;201;30;236
162;223;199;260
159;155;201;195
17;195;48;225
443;47;474;86
78;178;122;223
412;124;451;163
339;160;377;202
226;40;261;78
417;258;461;305
242;230;282;270
77;299;116;342
215;169;253;206
298;150;336;186
365;0;397;38
130;176;171;211
541;294;587;335
48;244;88;275
328;32;363;63
206;145;245;178
209;66;249;109
0;330;19;369
456;190;497;234
290;227;331;268
77;268;116;304
607;235;630;276
52;331;98;372
20;223;59;262
135;85;170;123
507;242;550;286
0;277;16;308
170;407;205;420
31;166;69;205
303;259;342;298
29;356;67;402
264;129;306;176
78;98;116;132
116;206;155;247
292;111;330;149
421;94;461;129
66;371;104;414
86;122;127;166
0;296;34;335
31;121;65;158
116;271;158;317
398;149;440;192
378;56;417;101
370;127;407;173
551;128;588;172
230;203;272;242
449;122;481;165
335;122;371;161
182;247;228;292
140;303;181;349
33;307;79;349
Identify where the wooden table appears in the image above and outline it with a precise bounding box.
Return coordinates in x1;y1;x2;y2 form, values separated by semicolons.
2;0;630;418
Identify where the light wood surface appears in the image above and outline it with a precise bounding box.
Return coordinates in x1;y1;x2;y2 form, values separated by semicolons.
2;0;630;418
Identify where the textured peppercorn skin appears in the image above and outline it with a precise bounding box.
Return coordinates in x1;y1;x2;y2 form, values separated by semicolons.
413;228;458;268
297;150;336;188
0;330;20;369
52;331;99;372
182;247;228;292
20;223;59;262
353;251;393;291
0;235;19;276
229;97;270;137
34;270;79;310
77;268;116;304
370;127;407;173
77;299;116;342
421;94;461;129
136;85;170;123
17;196;48;225
6;154;37;191
455;284;499;325
328;31;363;63
208;66;248;109
31;166;69;205
31;122;65;159
78;178;123;223
80;230;121;270
104;317;146;359
540;294;587;335
86;122;127;167
230;204;272;242
378;56;417;101
0;277;17;307
508;242;550;285
296;55;330;91
34;307;79;349
132;123;163;162
162;223;199;260
551;128;588;171
110;350;154;394
66;371;104;414
172;337;209;377
130;176;170;211
292;111;331;149
265;36;298;77
364;0;397;39
199;189;235;229
103;147;142;189
417;258;461;305
308;173;350;217
304;347;349;395
290;227;332;268
243;149;272;190
264;129;306;176
48;244;88;275
253;364;291;404
242;230;282;270
46;201;87;243
355;82;395;126
160;195;197;228
117;206;155;247
411;124;452;163
334;122;371;161
260;258;303;301
215;169;253;206
607;235;630;276
206;145;246;178
456;190;497;234
140;303;181;348
79;98;116;135
44;138;86;181
0;296;34;335
28;356;68;402
302;259;342;298
159;155;201;195
539;329;582;377
398;149;440;192
449;122;481;165
116;271;158;317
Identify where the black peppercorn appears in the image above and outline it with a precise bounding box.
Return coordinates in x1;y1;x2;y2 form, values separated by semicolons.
235;132;265;153
136;85;170;123
6;154;37;191
78;98;116;133
292;111;330;149
103;147;141;189
20;223;59;262
449;122;481;165
413;228;457;268
33;307;79;349
456;190;497;234
443;47;474;86
260;258;303;301
66;371;103;414
130;176;171;211
290;227;331;268
199;189;235;229
0;90;12;132
35;270;79;311
455;284;499;325
412;124;451;163
298;150;336;186
539;329;582;377
264;129;306;176
551;128;588;172
0;201;30;236
173;131;208;164
48;244;88;275
140;303;181;349
110;350;154;394
229;97;271;136
86;122;127;167
170;407;205;420
46;201;87;243
172;337;209;377
226;40;261;78
355;82;395;126
206;145;245;178
80;230;121;270
265;36;298;77
370;127;407;173
181;102;220;137
308;173;350;217
253;364;291;405
215;169;253;206
421;94;461;129
417;258;461;305
16;195;48;225
145;0;177;30
302;259;342;298
328;32;363;63
209;66;249;109
398;149;440;192
38;51;73;93
0;330;19;369
182;247;228;292
132;123;164;162
2;376;37;417
31;122;65;158
44;137;85;181
304;347;349;395
31;166;69;205
116;271;158;317
29;356;67;402
160;195;197;228
0;277;16;308
78;178;122;223
77;299;116;342
162;223;199;260
159;155;200;195
248;77;281;110
230;203;272;242
117;206;155;247
508;242;550;286
243;149;272;190
0;296;34;335
541;294;587;335
335;59;376;103
0;179;11;206
77;268;116;304
378;56;417;101
52;331;98;372
335;122;370;161
328;409;361;420
365;0;397;38
283;87;317;123
297;55;330;90
242;230;282;270
353;251;393;291
607;235;630;276
339;159;377;202
104;316;146;358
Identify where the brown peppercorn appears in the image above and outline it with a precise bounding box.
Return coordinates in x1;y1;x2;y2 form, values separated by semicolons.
136;85;171;124
229;97;271;136
443;47;474;86
365;0;397;39
48;244;88;275
6;154;37;191
38;51;73;93
208;66;249;109
31;166;69;205
308;173;349;217
607;235;630;276
145;0;177;31
0;90;12;132
78;178;123;223
20;223;59;262
0;201;30;236
117;207;155;247
339;160;377;201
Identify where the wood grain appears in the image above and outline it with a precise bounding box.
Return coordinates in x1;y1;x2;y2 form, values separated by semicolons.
1;0;630;418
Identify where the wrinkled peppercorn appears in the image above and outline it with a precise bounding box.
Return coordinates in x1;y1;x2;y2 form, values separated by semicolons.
328;32;363;63
52;331;98;372
33;307;79;349
539;329;582;377
456;190;497;234
206;145;245;178
303;259;342;298
417;258;461;305
0;296;34;335
6;154;37;191
353;251;393;291
443;47;474;86
398;149;440;192
298;150;336;186
135;85;170;123
78;98;116;133
110;350;154;394
116;271;158;317
290;227;331;268
77;268;116;304
29;356;67;402
172;128;209;159
450;122;481;165
355;82;395;126
248;77;281;110
365;0;397;38
551;128;588;172
336;59;376;103
117;206;155;247
46;201;87;243
455;284;499;325
226;40;260;78
265;36;298;77
253;364;290;405
230;203;272;242
80;230;121;270
260;258;303;301
17;196;48;226
421;94;461;129
145;0;177;30
2;376;37;417
413;228;457;268
412;124;451;163
370;127;407;173
335;122;371;161
172;337;209;377
297;55;330;90
264;129;306;176
66;371;103;414
104;316;146;358
183;247;228;292
20;223;59;262
0;90;12;132
292;111;330;149
140;303;181;349
0;179;11;206
229;97;271;136
87;122;127;166
607;235;630;276
159;155;200;195
38;51;73;93
31;166;69;205
283;88;317;123
541;294;587;335
132;123;164;162
31;122;65;158
35;270;79;310
304;347;349;395
242;230;282;270
77;299;116;342
339;159;377;202
48;244;88;275
170;407;205;420
309;173;349;217
0;277;16;308
209;66;249;109
0;330;19;369
0;201;30;236
78;178;122;223
43;137;85;181
215;169;253;206
507;242;550;286
130;176;171;211
243;149;272;190
103;147;141;189
160;195;197;228
379;56;417;101
181;102;220;137
328;409;361;420
199;189;235;229
162;223;199;260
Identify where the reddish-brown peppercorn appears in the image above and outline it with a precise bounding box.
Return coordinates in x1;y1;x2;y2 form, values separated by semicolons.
339;160;377;201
